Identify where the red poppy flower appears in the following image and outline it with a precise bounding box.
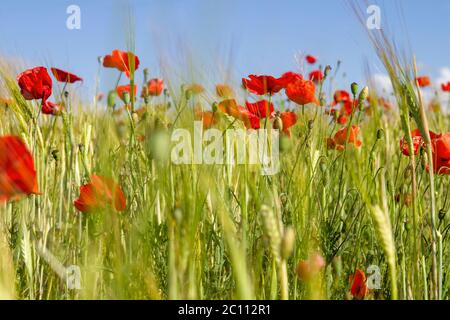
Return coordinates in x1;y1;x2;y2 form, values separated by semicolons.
328;125;362;151
41;100;64;116
142;78;164;97
305;55;317;64
116;84;137;103
332;90;351;106
441;82;450;92
432;132;450;175
309;70;324;83
337;114;347;124
279;111;298;137
400;129;423;156
0;136;39;203
218;99;260;129
17;67;52;101
296;253;325;282
195;110;219;129
103;50;140;79
285;77;318;105
74;174;126;213
350;269;369;300
245;100;274;119
216;84;234;99
416;76;431;88
242;75;285;95
278;71;303;88
51;68;83;84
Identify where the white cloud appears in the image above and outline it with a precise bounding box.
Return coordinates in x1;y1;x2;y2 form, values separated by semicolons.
371;73;393;95
436;67;450;86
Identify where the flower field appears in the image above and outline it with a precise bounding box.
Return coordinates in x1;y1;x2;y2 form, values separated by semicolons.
0;2;449;301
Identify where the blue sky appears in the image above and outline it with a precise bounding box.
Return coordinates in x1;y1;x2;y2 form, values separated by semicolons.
1;0;450;100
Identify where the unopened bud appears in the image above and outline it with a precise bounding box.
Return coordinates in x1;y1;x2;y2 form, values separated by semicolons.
212;102;218;113
107;90;117;108
351;82;359;96
185;89;192;100
358;86;369;102
281;227;295;260
376;129;384;140
122;91;130;104
324;65;332;78
273;114;283;131
439;209;446;220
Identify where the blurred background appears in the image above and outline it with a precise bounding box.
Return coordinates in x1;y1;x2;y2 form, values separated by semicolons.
1;0;450;104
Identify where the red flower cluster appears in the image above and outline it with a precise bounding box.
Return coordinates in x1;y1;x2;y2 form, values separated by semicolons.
0;136;39;203
17;66;82;115
217;98;297;136
242;75;286;96
327;125;362;151
416;76;431;88
400;129;450;175
242;72;318;108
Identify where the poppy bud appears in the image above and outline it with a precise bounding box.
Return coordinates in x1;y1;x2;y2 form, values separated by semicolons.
107;90;117;108
64;91;69;98
351;82;359;96
281;227;295;260
319;93;326;106
324;65;332;78
376;129;384;140
358;86;369;102
439;209;446;220
185;89;192;100
308;120;314;130
273;114;283;131
122;91;130;105
212;102;218;113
